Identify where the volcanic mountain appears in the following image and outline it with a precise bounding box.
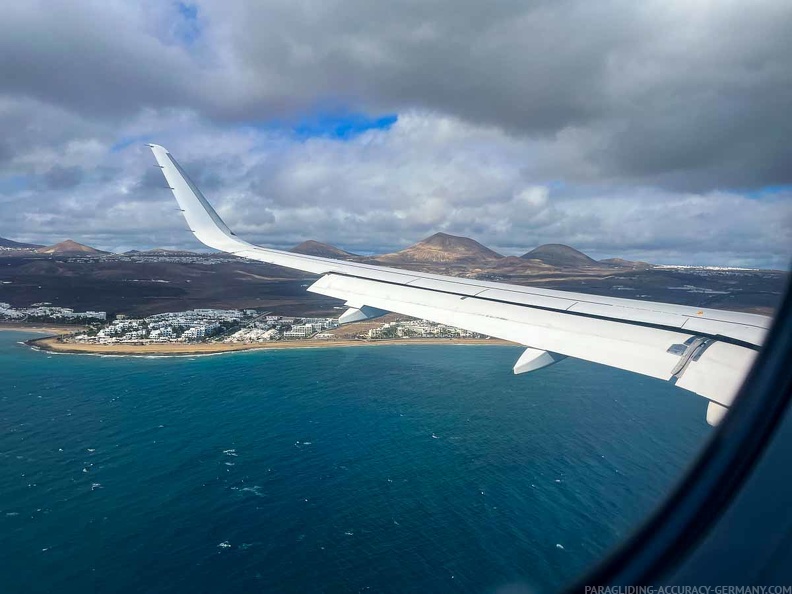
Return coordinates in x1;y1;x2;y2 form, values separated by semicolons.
376;232;503;265
0;236;43;249
521;244;599;268
600;257;652;269
290;240;360;260
36;239;107;255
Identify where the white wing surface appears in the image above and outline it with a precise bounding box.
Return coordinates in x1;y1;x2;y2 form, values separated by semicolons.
148;144;770;426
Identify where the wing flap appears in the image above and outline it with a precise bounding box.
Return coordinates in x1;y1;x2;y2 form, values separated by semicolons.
306;272;749;409
675;341;757;406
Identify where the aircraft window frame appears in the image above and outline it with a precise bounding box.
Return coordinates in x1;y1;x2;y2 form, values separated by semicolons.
573;280;792;588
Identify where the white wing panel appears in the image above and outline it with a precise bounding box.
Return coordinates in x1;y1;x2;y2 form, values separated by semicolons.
567;302;689;328
405;277;491;297
475;288;578;311
306;273;753;409
681;317;767;347
676;342;758;407
312;275;682;377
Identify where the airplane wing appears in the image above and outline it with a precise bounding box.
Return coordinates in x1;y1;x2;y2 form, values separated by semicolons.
148;144;771;426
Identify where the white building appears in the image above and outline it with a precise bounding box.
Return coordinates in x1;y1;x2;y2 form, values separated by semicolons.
283;325;314;339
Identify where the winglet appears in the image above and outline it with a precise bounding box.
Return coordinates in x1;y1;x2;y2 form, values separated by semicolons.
148;145;244;253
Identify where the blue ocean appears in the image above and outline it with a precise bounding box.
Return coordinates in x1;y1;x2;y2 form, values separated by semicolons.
0;332;711;593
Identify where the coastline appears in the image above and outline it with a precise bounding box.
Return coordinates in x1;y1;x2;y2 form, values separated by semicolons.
25;335;514;357
0;323;86;335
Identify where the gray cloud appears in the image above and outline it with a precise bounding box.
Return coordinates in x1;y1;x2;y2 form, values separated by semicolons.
0;0;790;267
0;1;202;118
39;165;83;190
3;1;791;189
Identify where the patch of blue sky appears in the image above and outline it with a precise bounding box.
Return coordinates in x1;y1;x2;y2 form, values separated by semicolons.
249;112;398;141
111;135;157;153
0;175;30;194
744;184;792;199
174;2;200;45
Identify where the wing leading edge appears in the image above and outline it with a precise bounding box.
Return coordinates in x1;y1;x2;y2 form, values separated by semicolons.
148;144;770;426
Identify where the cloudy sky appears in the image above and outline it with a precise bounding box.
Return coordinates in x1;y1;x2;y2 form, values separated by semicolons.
1;0;790;268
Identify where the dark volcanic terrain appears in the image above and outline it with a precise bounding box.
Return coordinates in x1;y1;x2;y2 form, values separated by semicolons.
522;243;600;268
0;233;787;318
0;253;338;317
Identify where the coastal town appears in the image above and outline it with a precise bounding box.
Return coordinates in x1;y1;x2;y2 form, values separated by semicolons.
0;301;485;347
0;302;107;323
77;309;342;344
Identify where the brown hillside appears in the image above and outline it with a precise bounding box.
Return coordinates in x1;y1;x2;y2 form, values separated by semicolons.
37;240;107;255
290;240;359;260
375;232;503;264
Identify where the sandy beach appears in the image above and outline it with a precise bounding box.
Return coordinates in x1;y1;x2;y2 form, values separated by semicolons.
25;335;513;356
0;323;87;335
3;321;512;356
